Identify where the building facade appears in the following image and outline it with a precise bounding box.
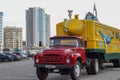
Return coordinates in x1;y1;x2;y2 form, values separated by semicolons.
4;26;23;50
26;7;50;50
0;12;3;52
45;14;50;46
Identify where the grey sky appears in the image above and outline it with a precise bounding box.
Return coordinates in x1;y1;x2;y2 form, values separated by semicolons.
0;0;120;40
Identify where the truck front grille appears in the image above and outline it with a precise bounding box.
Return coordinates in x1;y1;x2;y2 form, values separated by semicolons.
43;54;62;62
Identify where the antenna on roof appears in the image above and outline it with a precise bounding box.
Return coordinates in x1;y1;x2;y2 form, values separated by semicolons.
93;3;97;18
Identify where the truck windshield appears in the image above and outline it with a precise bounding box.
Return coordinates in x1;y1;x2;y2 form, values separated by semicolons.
50;38;79;47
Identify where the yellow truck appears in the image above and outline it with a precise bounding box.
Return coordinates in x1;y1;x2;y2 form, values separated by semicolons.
57;11;120;67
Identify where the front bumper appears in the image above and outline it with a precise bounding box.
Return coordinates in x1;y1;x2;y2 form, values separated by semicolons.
34;64;73;69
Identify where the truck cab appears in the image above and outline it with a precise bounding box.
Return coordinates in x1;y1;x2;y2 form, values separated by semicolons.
34;36;86;80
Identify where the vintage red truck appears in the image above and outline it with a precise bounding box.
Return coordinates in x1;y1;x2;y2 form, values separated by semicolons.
34;11;120;80
34;36;99;80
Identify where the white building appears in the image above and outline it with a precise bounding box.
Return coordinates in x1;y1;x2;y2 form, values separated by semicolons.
26;7;50;50
0;12;3;52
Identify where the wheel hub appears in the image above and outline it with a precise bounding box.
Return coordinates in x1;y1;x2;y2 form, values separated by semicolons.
95;60;99;72
75;64;80;77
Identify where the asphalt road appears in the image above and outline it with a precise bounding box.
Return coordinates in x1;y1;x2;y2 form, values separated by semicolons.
0;59;120;80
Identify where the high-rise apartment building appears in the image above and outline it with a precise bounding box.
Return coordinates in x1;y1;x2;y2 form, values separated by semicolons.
45;14;50;46
0;12;3;51
26;7;50;49
4;26;23;50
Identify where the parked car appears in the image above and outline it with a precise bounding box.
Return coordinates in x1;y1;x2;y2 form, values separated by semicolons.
20;52;28;59
14;52;27;59
0;53;13;62
27;53;34;58
11;53;22;61
14;52;22;57
25;51;34;58
3;53;14;61
2;48;10;53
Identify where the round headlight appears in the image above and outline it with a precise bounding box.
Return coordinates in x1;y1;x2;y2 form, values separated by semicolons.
66;59;70;63
36;59;39;63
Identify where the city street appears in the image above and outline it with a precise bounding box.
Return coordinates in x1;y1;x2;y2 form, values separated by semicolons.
0;59;120;80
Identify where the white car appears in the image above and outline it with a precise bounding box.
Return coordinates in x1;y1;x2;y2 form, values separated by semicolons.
20;52;28;59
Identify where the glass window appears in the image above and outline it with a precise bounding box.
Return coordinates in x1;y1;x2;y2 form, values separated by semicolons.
116;32;119;39
50;38;79;47
79;40;83;47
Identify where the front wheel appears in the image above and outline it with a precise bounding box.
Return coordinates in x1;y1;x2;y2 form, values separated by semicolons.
70;61;81;80
36;68;48;80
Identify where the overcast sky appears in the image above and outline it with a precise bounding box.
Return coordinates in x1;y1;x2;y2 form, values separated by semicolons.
0;0;120;40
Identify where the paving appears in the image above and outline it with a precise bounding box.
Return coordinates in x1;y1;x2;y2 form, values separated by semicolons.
0;59;120;80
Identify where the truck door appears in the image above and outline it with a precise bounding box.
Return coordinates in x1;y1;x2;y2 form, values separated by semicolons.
79;39;86;63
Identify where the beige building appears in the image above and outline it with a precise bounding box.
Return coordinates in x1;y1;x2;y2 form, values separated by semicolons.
4;26;23;50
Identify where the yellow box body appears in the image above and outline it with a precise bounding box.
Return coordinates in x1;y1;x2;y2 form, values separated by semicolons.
56;18;120;55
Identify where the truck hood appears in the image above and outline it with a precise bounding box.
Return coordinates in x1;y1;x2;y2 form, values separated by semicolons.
42;47;75;55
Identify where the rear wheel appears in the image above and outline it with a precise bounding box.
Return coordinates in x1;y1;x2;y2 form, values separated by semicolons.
86;59;99;75
113;59;120;67
70;61;81;80
99;56;105;70
36;68;48;80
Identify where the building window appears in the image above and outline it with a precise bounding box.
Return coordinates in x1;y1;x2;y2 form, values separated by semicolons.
116;32;119;39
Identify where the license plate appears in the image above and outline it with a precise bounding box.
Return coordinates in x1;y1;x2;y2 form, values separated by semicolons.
45;65;56;69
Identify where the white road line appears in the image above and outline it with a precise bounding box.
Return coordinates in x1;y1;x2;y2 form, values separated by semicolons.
5;77;37;80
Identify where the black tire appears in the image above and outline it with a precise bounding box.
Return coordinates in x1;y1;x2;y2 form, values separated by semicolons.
36;68;48;80
99;56;105;70
113;59;120;67
86;65;92;75
70;61;81;80
86;59;99;75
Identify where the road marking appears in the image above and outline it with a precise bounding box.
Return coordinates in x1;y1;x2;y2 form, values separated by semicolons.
5;77;38;80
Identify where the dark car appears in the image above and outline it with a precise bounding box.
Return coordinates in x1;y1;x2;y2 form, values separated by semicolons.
14;52;23;60
0;53;13;62
27;53;34;58
12;53;22;61
14;52;27;60
3;53;14;61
